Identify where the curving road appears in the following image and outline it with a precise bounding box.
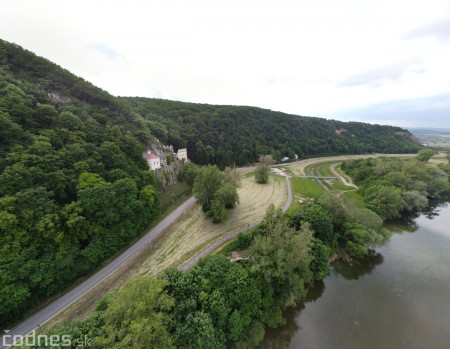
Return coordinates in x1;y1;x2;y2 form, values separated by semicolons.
180;176;292;271
0;197;197;349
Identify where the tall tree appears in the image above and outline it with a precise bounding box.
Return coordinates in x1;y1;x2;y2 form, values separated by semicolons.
192;165;224;212
94;277;175;349
255;155;275;184
417;148;437;162
223;167;242;188
296;203;335;245
192;165;239;223
249;206;313;326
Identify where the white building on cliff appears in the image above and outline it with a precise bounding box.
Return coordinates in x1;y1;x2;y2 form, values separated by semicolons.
144;150;161;170
176;148;188;161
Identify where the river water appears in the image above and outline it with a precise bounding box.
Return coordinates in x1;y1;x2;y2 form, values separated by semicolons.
259;200;450;349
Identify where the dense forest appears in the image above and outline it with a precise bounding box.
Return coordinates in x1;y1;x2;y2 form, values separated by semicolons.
122;97;421;167
0;37;421;329
0;39;161;325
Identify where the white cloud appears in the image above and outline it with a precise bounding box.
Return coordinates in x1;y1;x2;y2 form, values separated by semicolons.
338;58;425;88
0;0;449;127
405;17;450;44
86;43;121;61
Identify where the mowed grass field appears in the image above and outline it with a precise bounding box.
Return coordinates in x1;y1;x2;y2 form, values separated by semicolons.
288;177;325;212
291;178;324;197
304;161;338;177
135;174;287;276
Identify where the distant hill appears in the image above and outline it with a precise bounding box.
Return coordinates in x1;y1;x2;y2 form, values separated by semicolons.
409;128;450;149
408;128;450;136
121;97;421;167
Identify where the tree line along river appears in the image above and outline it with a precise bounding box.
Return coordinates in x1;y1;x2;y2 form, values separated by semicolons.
259;197;450;349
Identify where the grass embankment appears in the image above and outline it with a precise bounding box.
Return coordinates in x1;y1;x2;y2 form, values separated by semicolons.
284;158;364;214
287;153;416;177
304;161;336;177
296;160;354;192
287;177;324;212
160;181;192;211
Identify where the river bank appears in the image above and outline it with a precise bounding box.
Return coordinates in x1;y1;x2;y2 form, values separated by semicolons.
259;198;450;348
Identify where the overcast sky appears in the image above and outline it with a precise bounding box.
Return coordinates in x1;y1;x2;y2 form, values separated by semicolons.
1;0;449;128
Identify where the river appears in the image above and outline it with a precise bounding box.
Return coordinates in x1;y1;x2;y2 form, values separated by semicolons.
259;200;450;349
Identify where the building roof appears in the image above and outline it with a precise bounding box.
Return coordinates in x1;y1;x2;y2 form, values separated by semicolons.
144;153;159;160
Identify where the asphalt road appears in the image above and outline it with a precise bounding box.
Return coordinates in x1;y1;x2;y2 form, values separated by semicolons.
0;196;196;349
180;176;292;271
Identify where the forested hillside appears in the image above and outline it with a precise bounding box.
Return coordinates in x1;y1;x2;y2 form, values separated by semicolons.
122;97;421;167
0;39;160;325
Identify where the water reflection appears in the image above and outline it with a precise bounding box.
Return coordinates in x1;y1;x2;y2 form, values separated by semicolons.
333;250;383;280
305;279;325;303
257;281;325;349
385;216;419;233
259;310;299;349
423;196;448;219
386;194;450;233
